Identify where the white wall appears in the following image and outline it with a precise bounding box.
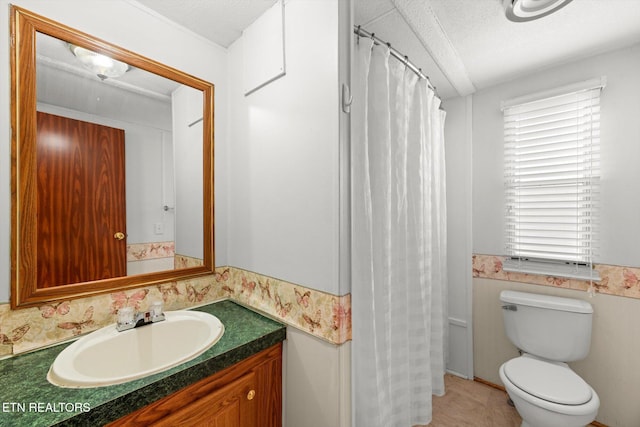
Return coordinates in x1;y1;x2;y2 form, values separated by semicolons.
284;328;350;427
0;0;229;302
442;95;473;378
227;1;351;425
173;85;204;259
472;43;640;265
226;0;343;295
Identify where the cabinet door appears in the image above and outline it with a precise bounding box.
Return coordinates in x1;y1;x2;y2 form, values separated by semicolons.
154;372;257;427
107;344;282;427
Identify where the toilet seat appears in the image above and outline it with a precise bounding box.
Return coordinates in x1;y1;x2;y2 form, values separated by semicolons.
503;356;592;405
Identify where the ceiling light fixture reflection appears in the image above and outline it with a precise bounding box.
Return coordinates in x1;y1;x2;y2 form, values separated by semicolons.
68;44;130;80
503;0;574;22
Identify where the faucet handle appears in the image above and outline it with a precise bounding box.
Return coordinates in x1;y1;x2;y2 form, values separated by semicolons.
117;307;135;328
149;301;165;321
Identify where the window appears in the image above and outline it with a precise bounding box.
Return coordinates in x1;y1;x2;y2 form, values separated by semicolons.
502;78;605;280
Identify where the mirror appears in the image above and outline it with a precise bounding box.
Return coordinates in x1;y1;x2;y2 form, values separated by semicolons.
10;6;215;309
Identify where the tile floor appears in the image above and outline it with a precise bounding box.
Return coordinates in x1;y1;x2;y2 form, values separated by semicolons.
425;374;601;427
427;374;522;426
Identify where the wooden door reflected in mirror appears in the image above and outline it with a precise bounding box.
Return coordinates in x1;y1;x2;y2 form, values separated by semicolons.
36;112;127;287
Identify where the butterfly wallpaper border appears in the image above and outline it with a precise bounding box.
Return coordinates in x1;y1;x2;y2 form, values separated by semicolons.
0;266;352;356
126;241;175;262
473;254;640;299
2;256;639;357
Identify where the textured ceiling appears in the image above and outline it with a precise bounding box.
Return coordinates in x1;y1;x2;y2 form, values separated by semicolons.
133;0;640;99
356;0;640;98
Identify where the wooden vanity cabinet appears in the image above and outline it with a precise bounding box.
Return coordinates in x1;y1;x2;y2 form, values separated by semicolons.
108;343;282;427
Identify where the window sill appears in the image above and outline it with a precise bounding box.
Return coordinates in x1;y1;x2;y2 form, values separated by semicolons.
502;258;601;281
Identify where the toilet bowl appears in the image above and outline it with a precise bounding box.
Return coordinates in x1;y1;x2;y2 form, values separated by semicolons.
499;290;600;427
499;354;599;427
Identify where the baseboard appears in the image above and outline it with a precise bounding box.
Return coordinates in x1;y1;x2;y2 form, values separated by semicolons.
472;377;608;427
473;376;506;392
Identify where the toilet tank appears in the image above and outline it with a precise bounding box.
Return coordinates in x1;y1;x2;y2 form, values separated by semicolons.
500;290;593;362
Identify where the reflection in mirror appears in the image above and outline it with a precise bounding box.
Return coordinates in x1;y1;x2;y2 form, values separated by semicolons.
11;6;214;308
36;32;204;284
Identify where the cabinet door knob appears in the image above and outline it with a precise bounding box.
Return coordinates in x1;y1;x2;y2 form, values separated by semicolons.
114;232;125;240
247;389;256;401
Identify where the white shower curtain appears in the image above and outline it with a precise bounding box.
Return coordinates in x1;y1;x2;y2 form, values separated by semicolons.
351;38;448;427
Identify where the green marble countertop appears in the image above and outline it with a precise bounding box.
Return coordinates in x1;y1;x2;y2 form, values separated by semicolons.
0;300;286;427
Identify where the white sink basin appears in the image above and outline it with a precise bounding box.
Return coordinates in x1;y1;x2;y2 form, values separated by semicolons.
47;310;224;388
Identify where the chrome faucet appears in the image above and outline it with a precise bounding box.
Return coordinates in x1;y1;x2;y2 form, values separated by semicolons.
116;301;165;332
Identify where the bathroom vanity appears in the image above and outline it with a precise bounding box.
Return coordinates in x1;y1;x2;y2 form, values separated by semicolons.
108;343;282;426
0;300;286;427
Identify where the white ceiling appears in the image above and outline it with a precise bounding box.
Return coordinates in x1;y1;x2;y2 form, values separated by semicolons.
135;0;278;48
133;0;640;99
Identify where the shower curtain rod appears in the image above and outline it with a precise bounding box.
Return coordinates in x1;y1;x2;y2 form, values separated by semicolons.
354;25;440;99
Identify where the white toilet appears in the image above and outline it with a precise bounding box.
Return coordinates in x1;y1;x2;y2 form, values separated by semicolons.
499;290;600;427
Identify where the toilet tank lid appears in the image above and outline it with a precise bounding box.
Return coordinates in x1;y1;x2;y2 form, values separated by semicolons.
500;290;593;314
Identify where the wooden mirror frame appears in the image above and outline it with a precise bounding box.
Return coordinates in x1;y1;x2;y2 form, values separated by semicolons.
10;6;215;309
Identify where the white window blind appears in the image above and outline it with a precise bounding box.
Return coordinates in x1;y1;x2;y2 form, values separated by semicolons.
503;80;604;280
